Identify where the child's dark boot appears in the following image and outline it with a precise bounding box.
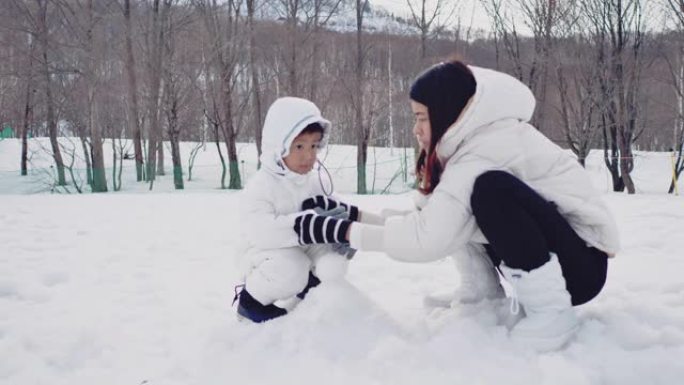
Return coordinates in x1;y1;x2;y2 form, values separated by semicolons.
233;287;287;323
296;271;321;299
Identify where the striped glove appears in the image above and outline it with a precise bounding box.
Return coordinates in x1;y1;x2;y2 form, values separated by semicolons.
301;195;360;221
293;211;352;245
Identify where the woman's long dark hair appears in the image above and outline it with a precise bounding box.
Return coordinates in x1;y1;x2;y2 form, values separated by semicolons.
411;60;476;194
415;150;443;195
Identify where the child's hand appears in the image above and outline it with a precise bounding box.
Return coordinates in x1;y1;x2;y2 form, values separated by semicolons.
294;212;351;245
302;195;359;221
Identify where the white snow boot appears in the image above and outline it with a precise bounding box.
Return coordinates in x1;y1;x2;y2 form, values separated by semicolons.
424;249;505;308
499;254;578;352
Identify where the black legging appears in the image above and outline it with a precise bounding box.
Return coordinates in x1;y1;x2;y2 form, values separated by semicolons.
470;170;608;306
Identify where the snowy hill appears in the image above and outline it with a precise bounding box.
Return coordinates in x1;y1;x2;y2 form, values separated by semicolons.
253;0;418;35
1;138;684;384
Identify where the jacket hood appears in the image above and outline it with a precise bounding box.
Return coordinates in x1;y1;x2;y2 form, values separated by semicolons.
436;66;536;162
260;97;331;176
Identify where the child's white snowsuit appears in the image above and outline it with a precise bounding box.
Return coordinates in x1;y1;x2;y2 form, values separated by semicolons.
238;97;346;305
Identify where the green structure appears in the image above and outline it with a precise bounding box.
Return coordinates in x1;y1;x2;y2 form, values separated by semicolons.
0;125;14;139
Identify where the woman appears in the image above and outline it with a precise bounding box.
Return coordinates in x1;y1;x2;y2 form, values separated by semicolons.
292;60;620;351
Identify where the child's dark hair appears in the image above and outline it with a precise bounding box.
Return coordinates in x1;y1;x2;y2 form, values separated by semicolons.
410;60;476;194
300;122;325;136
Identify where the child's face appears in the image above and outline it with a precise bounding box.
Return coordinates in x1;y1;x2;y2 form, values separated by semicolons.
283;131;323;174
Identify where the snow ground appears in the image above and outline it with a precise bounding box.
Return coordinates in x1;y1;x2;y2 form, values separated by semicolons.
1;138;683;384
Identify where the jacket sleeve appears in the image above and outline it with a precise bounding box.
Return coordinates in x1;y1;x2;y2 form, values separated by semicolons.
323;192;382;224
381;187;478;262
349;161;485;262
350;189;478;263
240;182;301;250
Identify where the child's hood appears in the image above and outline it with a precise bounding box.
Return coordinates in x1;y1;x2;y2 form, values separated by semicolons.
260;97;331;176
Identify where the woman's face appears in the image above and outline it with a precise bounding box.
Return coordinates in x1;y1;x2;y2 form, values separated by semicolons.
411;100;431;152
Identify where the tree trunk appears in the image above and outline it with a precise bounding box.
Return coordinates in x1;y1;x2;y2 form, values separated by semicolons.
87;0;107;192
619;133;635;193
670;42;684;193
21;36;34;177
79;129;93;185
157;138;165;175
602;111;624;192
309;2;320;102
247;0;263;168
222;89;241;189
146;0;164;183
89;98;107;192
668;145;683;193
123;0;144;181
111;135;121;191
287;1;299;96
355;0;367;194
168;106;183;189
165;77;183;189
388;39;394;154
39;0;66;186
213;121;227;189
170;134;182;189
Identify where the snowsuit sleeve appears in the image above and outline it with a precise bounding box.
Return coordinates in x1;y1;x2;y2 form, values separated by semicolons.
240;177;302;250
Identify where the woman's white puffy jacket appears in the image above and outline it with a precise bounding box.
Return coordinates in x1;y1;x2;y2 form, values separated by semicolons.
351;66;620;262
237;97;332;272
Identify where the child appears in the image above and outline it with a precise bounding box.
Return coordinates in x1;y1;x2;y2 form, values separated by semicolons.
233;97;355;323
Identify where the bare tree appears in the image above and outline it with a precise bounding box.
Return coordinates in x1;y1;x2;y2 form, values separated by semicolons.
37;0;67;186
355;0;369;193
406;0;452;60
61;104;93;185
21;34;36;176
194;0;244;189
518;0;565;130
481;0;563;130
480;0;524;75
196;35;227;187
59;0;109;192
88;0;108;192
144;0;171;187
121;0;145;181
553;3;605;165
581;0;647;193
246;0;263;168
163;69;185;189
282;0;303;95
665;0;684;192
161;3;198;190
306;0;342;101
